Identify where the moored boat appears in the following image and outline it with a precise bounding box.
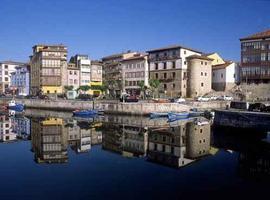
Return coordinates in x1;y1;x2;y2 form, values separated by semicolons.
8;100;25;112
72;109;98;117
168;112;189;121
150;112;168;119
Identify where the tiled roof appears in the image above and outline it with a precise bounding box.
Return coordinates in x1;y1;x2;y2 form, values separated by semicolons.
240;29;270;41
212;61;233;70
146;44;202;54
122;53;148;61
186;55;213;61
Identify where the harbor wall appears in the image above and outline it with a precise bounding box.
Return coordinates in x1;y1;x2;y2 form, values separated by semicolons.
1;99;229;115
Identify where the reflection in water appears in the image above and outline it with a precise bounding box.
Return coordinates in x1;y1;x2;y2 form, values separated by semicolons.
1;112;270;183
148;121;210;167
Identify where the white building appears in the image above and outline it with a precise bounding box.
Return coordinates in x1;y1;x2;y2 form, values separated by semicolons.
0;61;26;94
122;53;149;95
0;115;17;142
70;54;91;86
212;61;240;91
11;65;30;96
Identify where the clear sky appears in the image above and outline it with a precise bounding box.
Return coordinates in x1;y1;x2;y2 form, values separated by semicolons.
0;0;269;62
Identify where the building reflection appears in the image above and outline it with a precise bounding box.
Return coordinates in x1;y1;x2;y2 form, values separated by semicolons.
0;115;17;142
11;116;31;140
31;117;68;164
148;121;211;167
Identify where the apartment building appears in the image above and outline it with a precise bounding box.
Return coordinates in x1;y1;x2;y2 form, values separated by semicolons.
0;61;26;94
90;60;103;96
102;51;137;97
0;115;17;142
67;62;80;90
240;29;270;83
30;44;68;95
147;45;201;97
122;53;149;95
70;54;91;86
11;64;30;96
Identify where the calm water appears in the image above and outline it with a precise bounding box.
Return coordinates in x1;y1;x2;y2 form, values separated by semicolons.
0;112;270;200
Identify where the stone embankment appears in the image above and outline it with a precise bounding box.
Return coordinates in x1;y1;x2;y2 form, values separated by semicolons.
1;98;229;116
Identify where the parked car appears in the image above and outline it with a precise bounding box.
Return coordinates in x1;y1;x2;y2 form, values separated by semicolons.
76;94;93;101
120;94;139;103
248;103;266;112
39;95;49;100
217;95;234;101
196;96;210;102
175;97;186;103
210;96;218;101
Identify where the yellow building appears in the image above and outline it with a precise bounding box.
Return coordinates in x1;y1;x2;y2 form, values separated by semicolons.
205;53;225;66
30;44;68;95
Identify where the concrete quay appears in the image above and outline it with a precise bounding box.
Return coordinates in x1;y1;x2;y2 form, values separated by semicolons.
214;109;270;131
5;99;230;115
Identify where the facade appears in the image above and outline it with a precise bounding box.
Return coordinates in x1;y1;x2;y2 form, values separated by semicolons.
212;61;239;91
67;62;80;90
11;117;31;140
240;29;270;83
102;51;137;97
0;61;26;94
147;45;201;98
30;44;68;95
122;53;149;95
11;64;30;96
70;54;91;86
90;60;103;96
186;55;213;98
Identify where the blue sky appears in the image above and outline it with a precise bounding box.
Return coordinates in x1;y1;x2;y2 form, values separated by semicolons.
0;0;269;62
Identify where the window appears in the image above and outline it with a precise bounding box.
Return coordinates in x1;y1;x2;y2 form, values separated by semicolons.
201;61;203;65
200;129;203;133
163;136;166;142
205;72;207;76
221;73;223;78
201;82;204;87
154;144;157;150
74;71;77;75
47;90;50;94
5;71;8;75
69;71;72;75
262;44;266;50
163;62;167;69
213;72;215;77
162;145;166;152
233;74;235;78
205;62;207;65
155;73;158;79
171;146;174;154
184;61;187;65
201;72;203;76
172;83;175;89
164;84;167;90
164;73;167;79
183;84;186;88
5;77;8;81
261;53;266;61
184;50;186;54
172;61;176;68
54;90;57;93
4;65;8;69
172;72;176;78
155;63;158;70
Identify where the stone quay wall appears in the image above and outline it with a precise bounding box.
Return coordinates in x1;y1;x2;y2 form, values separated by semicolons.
1;99;229;116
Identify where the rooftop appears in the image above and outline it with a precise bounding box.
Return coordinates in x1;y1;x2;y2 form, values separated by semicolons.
240;29;270;41
186;55;213;61
146;44;202;54
122;53;148;62
212;61;233;70
102;50;135;61
0;60;27;65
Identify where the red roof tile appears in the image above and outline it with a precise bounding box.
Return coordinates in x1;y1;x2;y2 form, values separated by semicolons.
240;29;270;41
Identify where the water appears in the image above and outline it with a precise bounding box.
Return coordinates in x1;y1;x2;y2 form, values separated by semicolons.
0;111;270;200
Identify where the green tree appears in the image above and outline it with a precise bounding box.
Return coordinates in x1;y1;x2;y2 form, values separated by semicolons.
149;79;160;98
138;80;147;99
64;85;74;91
78;85;91;93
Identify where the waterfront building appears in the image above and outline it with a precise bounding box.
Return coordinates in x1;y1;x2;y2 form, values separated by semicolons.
240;29;270;83
186;55;213;98
70;54;91;86
148;120;210;167
67;62;80;90
10;64;30;96
211;61;240;91
0;115;17;142
122;53;149;95
30;44;68;95
90;60;103;97
147;45;202;98
102;51;137;97
0;61;26;94
31;118;68;163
